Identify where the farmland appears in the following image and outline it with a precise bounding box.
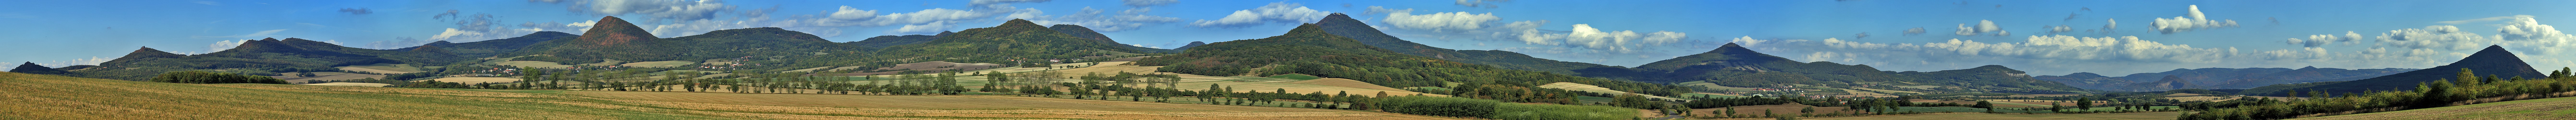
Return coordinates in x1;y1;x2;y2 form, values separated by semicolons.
2296;95;2576;120
1803;112;2182;120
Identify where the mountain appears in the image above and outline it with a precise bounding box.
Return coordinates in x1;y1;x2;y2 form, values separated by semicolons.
845;33;940;49
516;16;675;63
10;62;69;74
1135;23;1691;98
77;38;466;80
851;19;1141;65
1310;13;1609;74
394;31;578;58
1049;24;1179;53
1576;43;2082;94
2037;67;2417;91
2244;45;2546;96
1174;41;1206;50
2121;75;2202;91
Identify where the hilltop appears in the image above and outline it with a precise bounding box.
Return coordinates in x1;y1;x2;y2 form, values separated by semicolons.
2244;45;2546;96
1136;23;1690;102
1311;13;1609;74
2038;67;2417;91
1577;43;2082;94
394;31;579;58
1050;24;1180;53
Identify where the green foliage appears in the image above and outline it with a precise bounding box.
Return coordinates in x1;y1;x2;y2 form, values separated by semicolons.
1578;43;2080;93
148;71;287;84
1378;96;1499;118
2180;68;2576;120
1138;24;1689;101
1310;13;1607;74
1492;102;1638;120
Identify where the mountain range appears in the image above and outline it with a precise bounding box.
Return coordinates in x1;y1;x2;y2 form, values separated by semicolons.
1573;43;2083;94
2241;45;2547;96
2036;67;2419;91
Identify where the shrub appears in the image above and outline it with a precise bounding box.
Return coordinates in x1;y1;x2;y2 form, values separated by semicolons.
149;71;288;84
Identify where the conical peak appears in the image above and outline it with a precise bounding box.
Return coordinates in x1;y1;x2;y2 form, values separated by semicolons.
1284;23;1326;35
1710;42;1751;53
260;38;279;41
2462;45;2522;62
1001;19;1041;27
571;16;655;48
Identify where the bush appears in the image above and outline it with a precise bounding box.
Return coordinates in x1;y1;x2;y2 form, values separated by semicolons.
1378;96;1497;118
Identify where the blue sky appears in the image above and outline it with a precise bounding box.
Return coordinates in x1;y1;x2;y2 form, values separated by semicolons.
9;0;2576;76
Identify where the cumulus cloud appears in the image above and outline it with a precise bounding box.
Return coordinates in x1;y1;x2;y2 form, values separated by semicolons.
1373;7;1499;32
2440;15;2534;24
338;8;372;15
1190;2;1329;28
2284;31;2361;47
2102;18;2119;33
2045;25;2073;34
1025;7;1181;32
1122;0;1176;7
1855;32;1870;38
2150;5;2240;34
1954;20;2001;36
203;39;250;54
574;0;739;21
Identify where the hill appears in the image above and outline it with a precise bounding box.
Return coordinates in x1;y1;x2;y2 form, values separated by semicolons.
843;32;940;49
1135;23;1689;102
75;38;466;80
834;19;1142;66
1311;13;1608;74
10;62;69;75
1050;24;1180;53
2245;45;2545;96
512;16;855;65
2037;67;2416;91
1175;41;1207;50
393;31;578;58
1576;43;2081;94
0;72;1451;120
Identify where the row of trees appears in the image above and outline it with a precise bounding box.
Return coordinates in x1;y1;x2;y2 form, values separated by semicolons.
148;71;288;84
2180;68;2576;120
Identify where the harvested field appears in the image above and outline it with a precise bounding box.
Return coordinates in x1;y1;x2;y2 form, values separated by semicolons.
618;60;695;68
275;72;384;84
2300;96;2576;120
336;64;425;74
1283;78;1409;92
493;61;572;68
1842;88;1895;96
0;72;1455;120
417;77;522;84
1540;82;1675;100
1806;112;2181;120
2007;94;2082;97
299;82;391;87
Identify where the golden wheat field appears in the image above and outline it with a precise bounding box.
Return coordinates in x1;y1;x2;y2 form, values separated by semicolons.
0;72;1458;120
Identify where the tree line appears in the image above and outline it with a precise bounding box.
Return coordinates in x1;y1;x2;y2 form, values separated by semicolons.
2179;68;2576;120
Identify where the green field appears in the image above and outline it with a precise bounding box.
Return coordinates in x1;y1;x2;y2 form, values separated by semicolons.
1680;93;1746;99
1889;106;2059;114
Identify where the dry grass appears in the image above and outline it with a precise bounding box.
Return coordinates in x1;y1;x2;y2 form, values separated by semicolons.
275;72;384;84
416;77;522;84
619;60;696;68
1539;82;1676;100
1800;112;2182;120
299;82;391;87
0;72;1459;120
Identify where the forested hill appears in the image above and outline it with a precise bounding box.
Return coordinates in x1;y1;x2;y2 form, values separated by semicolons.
839;19;1141;65
1135;23;1692;101
71;37;465;80
2244;45;2547;96
1049;24;1180;53
509;16;856;64
1576;43;2082;94
393;31;578;58
1311;13;1609;74
845;33;940;49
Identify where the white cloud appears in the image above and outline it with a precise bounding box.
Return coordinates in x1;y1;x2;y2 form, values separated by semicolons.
1190;2;1329;28
1955;20;2001;36
1903;27;1927;36
1454;0;1506;8
2045;25;2073;34
203;39;249;54
2440;15;2533;24
1646;31;1686;44
1374;7;1500;32
576;0;738;21
2284;31;2361;47
2102;18;2119;33
1026;7;1181;32
1733;35;2464;75
2150;5;2240;34
2373;25;2492;51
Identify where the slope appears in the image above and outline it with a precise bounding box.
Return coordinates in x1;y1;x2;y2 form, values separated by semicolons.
1312;13;1608;74
2246;45;2545;96
512;16;855;64
844;32;941;49
854;19;1141;65
2295;96;2576;120
1050;24;1180;53
2037;67;2416;91
1577;43;2082;93
1135;23;1691;99
394;31;578;58
0;72;1449;120
77;38;465;80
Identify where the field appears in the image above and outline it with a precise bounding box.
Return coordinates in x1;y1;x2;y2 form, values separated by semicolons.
1538;82;1677;100
1689;103;1862;117
1851;88;1922;94
618;60;696;68
1804;112;2182;120
2298;96;2576;120
2006;94;2082;97
2164;96;2231;102
335;63;427;74
1282;78;1409;92
275;72;385;84
805;61;1008;76
1266;74;1321;80
299;82;391;87
1681;92;1747;99
0;72;1458;120
492;61;573;68
416;77;522;84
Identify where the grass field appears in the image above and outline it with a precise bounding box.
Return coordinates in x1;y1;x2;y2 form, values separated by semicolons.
1282;78;1409;92
1805;112;2181;120
1539;82;1677;100
0;72;1458;120
1266;74;1321;80
1681;92;1747;99
299;82;391;87
416;77;522;84
276;72;384;84
336;63;426;74
1851;88;1922;94
2298;96;2576;120
618;60;695;68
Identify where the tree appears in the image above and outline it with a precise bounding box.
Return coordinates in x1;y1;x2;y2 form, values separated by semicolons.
2076;97;2094;111
1801;106;1815;114
1977;101;1995;113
